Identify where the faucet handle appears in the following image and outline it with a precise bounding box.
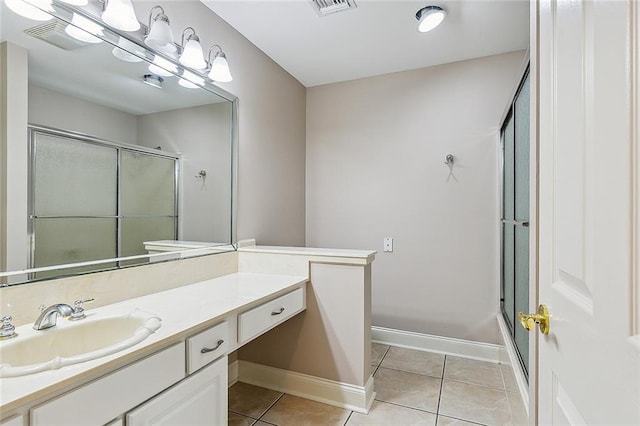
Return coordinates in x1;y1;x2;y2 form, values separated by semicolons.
69;298;95;321
0;315;17;339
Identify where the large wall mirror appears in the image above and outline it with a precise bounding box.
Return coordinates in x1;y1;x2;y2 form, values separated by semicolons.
1;0;238;286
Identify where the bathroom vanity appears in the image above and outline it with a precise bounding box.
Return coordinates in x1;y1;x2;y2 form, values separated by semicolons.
0;245;375;425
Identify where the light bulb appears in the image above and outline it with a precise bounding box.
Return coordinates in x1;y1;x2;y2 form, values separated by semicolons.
179;70;204;89
65;13;104;44
102;0;140;32
4;0;54;21
112;37;144;63
208;54;232;82
145;15;176;54
179;38;207;70
148;56;178;77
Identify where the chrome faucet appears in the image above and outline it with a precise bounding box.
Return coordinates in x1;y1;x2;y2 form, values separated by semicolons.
33;304;74;330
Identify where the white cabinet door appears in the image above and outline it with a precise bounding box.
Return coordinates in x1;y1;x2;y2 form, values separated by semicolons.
536;0;640;424
0;415;23;426
127;355;228;426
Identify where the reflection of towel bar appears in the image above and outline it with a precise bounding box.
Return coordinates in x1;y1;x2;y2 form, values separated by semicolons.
501;219;529;227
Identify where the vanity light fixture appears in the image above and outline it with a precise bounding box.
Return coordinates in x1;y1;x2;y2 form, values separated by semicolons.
112;37;144;63
207;45;233;82
101;0;140;32
145;5;177;54
179;27;207;70
178;70;205;89
65;13;104;44
4;0;54;21
58;0;88;6
415;5;446;32
143;74;164;89
148;55;178;77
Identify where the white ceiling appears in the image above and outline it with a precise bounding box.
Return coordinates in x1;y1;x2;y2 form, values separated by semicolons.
201;0;530;87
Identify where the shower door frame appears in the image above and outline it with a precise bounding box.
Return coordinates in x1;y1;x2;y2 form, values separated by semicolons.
27;125;181;271
499;65;532;380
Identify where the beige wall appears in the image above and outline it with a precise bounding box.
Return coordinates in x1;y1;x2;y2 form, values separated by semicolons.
306;51;527;344
29;85;138;143
138;103;232;243
133;1;307;247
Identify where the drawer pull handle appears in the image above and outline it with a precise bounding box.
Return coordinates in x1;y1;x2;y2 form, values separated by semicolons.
271;307;285;316
201;339;224;354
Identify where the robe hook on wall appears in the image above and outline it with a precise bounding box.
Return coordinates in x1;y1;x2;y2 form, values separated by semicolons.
444;154;455;165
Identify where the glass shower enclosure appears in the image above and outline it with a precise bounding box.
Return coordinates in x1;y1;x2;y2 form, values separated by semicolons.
500;68;530;377
29;127;179;277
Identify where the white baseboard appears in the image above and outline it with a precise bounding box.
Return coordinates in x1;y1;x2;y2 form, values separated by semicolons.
237;360;375;414
496;314;530;416
371;326;502;363
228;360;238;387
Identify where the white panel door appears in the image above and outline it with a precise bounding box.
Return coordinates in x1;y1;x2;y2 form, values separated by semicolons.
536;0;640;424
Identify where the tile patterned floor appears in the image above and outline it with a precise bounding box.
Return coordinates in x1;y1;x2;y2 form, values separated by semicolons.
228;344;528;426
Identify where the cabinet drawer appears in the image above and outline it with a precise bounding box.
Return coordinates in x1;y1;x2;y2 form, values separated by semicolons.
238;287;305;344
31;343;185;426
186;321;228;374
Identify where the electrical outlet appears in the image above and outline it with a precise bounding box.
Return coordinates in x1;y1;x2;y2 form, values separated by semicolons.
384;237;393;252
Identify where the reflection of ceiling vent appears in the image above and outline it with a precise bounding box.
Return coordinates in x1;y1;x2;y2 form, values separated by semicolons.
24;21;87;50
310;0;357;16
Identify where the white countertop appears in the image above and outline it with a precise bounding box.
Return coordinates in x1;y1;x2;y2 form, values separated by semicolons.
239;245;377;262
0;272;307;413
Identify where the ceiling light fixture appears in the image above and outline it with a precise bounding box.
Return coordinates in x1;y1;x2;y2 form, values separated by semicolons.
143;74;164;88
65;13;104;44
179;27;207;70
4;0;54;21
206;45;232;83
145;5;176;54
415;5;446;32
101;0;140;32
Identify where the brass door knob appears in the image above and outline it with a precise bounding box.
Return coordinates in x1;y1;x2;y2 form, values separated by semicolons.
518;304;550;335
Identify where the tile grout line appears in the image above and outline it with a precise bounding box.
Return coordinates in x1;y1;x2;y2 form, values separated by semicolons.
255;392;286;424
435;355;447;417
343;410;354;425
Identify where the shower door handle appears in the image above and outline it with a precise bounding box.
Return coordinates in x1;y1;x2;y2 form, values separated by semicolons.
501;219;529;227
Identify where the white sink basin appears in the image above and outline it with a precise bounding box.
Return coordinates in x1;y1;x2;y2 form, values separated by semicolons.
0;309;161;378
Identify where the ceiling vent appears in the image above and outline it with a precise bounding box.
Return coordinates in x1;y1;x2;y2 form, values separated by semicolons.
24;21;87;50
310;0;357;16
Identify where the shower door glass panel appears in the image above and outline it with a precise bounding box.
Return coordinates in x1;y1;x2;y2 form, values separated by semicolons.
120;151;177;266
33;133;117;270
120;152;176;216
34;133;117;216
33;218;117;277
501;68;530;378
